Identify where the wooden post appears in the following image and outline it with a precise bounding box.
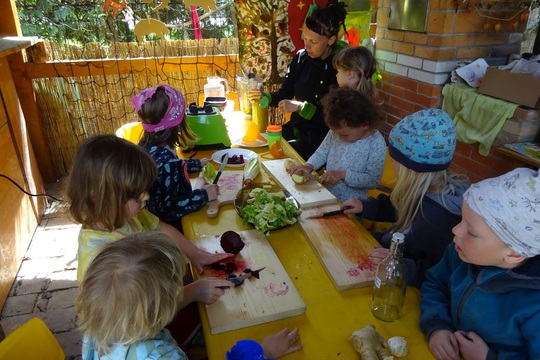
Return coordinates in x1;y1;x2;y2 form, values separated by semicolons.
0;0;56;183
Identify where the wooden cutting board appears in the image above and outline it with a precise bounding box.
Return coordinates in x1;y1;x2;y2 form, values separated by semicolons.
192;229;306;334
299;204;379;291
195;170;243;218
261;159;337;208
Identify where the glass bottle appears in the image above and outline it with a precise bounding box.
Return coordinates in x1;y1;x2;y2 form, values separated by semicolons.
371;232;408;322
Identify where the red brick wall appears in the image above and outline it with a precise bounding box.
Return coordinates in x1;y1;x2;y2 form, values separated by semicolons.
372;0;533;182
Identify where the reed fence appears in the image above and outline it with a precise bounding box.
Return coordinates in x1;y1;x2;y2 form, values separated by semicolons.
27;39;242;177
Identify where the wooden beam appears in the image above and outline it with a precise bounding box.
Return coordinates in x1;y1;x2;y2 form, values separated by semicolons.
25;55;240;79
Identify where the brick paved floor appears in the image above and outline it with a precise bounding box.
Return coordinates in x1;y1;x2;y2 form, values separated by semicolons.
0;183;83;359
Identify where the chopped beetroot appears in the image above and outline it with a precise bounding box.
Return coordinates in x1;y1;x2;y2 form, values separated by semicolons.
220;230;245;254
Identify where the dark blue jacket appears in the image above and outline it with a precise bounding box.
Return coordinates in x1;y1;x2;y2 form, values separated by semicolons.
359;182;468;287
420;243;540;359
145;145;208;229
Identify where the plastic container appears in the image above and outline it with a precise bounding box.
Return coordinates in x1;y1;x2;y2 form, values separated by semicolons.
266;125;282;149
226;340;265;360
252;101;268;132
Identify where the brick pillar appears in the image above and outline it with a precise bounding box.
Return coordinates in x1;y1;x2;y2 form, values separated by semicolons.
373;0;532;180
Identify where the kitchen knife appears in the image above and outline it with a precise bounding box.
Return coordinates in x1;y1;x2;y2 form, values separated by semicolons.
216;267;266;288
306;209;345;219
213;153;229;184
304;172;321;182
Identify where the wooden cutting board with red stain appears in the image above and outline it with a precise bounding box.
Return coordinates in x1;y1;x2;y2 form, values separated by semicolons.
195;170;243;218
191;229;306;334
298;204;380;291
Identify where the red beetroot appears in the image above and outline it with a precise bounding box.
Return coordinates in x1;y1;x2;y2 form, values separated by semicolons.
220;231;245;254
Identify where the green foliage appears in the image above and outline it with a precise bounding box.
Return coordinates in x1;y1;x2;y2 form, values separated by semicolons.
16;0;235;45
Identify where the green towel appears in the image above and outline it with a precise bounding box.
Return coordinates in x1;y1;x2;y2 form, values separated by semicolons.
442;84;518;156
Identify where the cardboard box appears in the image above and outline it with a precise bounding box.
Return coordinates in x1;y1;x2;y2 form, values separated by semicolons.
478;67;540;109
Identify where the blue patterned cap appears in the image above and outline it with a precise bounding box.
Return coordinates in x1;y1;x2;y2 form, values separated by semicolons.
388;108;456;172
465;168;540;258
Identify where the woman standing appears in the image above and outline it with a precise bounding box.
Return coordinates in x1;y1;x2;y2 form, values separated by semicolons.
251;0;348;160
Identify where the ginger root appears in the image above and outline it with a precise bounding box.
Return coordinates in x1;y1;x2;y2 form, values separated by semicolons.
350;325;393;360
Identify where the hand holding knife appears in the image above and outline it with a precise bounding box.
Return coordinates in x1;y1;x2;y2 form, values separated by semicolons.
216;267;266;289
305;206;352;219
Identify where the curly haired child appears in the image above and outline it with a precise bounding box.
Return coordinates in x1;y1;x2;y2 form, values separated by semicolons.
131;84;219;231
287;87;386;203
420;168;540;359
77;231;303;359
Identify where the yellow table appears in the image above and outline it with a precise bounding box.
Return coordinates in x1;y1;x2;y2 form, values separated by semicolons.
182;113;435;359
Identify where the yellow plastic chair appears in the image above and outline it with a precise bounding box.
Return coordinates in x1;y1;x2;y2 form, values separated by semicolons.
115;121;144;144
363;147;396;233
116;121;189;158
0;317;65;360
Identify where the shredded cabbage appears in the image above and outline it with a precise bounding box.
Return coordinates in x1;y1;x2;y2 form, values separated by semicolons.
240;188;301;234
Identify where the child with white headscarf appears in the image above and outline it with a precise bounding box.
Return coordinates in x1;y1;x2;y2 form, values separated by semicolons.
420;167;540;360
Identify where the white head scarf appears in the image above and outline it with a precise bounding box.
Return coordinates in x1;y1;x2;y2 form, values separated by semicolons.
464;168;540;258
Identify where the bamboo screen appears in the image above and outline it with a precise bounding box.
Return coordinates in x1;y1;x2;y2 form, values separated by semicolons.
31;39;241;177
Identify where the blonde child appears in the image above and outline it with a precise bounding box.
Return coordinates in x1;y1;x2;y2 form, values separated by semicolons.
131;84;218;231
76;232;303;359
287;87;386;203
332;46;379;103
342;109;469;287
66;134;234;310
420;168;540;360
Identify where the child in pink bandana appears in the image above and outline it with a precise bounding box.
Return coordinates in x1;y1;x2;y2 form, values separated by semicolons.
132;84;218;231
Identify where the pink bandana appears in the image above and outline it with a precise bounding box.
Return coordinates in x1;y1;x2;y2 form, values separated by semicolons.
131;85;186;133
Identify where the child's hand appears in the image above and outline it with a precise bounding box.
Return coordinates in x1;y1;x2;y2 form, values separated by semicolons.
454;331;489;360
261;327;303;359
429;329;459;360
368;247;389;265
288;164;312;176
191;248;235;274
204;184;219;201
184;277;232;305
341;198;363;214
320;170;345;185
200;158;210;166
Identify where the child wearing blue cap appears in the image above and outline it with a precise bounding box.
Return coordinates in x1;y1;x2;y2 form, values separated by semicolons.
343;108;469;287
420;168;540;359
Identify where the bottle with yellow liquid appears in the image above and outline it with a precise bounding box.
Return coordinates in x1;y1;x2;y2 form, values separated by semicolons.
371;232;407;322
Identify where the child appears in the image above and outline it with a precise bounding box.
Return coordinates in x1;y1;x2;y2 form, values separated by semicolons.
131;84;218;231
65;134;233;297
342;108;469;288
332;46;379;103
287;87;386;203
76;232;303;359
420;168;540;360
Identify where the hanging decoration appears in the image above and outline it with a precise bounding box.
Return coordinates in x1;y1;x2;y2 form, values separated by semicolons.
185;0;217;11
102;0;127;18
191;6;203;40
134;16;170;42
454;0;531;32
141;0;170;12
